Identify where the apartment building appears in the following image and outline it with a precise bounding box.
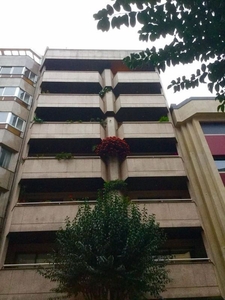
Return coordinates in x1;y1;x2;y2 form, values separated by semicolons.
171;98;225;299
0;49;40;230
0;49;223;299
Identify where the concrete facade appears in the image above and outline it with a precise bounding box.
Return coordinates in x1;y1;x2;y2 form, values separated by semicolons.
0;49;40;231
0;49;223;299
171;98;225;298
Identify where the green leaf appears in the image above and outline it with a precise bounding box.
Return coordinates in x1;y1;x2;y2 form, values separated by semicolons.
106;4;114;15
94;0;225;111
113;1;120;12
196;69;201;76
199;72;207;83
208;82;214;93
97;18;110;31
129;11;136;27
201;63;206;72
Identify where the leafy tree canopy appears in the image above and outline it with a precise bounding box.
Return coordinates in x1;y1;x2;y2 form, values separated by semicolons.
94;0;225;111
40;188;169;300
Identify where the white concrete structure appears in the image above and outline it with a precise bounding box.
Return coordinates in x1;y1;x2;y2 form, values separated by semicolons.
0;49;223;299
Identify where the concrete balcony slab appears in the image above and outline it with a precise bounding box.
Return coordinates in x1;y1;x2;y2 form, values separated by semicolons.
0;262;220;299
118;122;175;139
21;157;107;180
122;156;186;179
10;200;200;232
30;123;105;139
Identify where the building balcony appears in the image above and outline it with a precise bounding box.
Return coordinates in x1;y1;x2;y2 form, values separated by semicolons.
30;123;105;140
10;200;200;232
118;122;177;155
0;261;220;299
115;95;168;121
42;49;155;73
118;122;175;139
113;72;161;97
35;95;104;122
37;94;104;110
163;261;221;299
0;167;14;192
0;128;22;152
113;71;160;85
0;268;59;300
41;71;103;95
21;157;107;180
122;156;186;179
121;156;188;198
42;71;103;84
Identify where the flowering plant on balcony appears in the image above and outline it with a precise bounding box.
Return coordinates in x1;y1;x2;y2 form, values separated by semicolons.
95;136;130;160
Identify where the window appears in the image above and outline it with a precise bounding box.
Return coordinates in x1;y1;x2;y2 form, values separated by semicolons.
0;86;32;104
201;122;225;134
0;66;37;83
15;253;49;264
18;88;32;104
0;67;11;74
2;87;17;96
0;112;25;131
9;114;24;131
214;159;225;171
24;68;38;83
11;67;24;74
0;147;12;169
0;112;8;123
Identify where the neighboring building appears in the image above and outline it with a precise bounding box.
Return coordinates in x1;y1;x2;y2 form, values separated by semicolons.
0;49;40;230
0;49;223;299
171;98;225;299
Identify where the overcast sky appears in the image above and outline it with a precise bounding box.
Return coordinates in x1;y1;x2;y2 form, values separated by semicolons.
2;0;214;105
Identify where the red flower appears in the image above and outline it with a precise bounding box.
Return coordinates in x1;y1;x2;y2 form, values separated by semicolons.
95;136;130;160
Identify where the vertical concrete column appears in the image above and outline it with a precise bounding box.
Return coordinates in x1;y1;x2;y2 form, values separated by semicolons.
106;117;117;137
105;117;120;180
101;69;115;114
102;70;120;180
107;156;120;181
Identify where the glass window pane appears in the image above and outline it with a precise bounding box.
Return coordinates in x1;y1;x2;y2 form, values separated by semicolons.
0;87;4;96
0;67;11;74
24;68;30;78
10;114;17;127
9;114;24;131
29;72;37;83
36;253;49;263
16;253;36;264
215;160;225;171
16;118;23;130
0;147;12;168
3;87;17;96
18;89;25;100
201;122;225;134
23;93;31;104
0;112;9;122
12;67;24;74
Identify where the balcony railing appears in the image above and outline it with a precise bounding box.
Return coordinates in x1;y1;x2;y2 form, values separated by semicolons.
10;199;200;232
0;48;41;64
122;156;186;179
3;258;211;269
118;122;175;139
21;157;107;180
1;260;220;299
30;122;105;139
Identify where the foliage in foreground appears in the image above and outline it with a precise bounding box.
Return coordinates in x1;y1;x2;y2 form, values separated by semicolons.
40;190;169;300
94;0;225;111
